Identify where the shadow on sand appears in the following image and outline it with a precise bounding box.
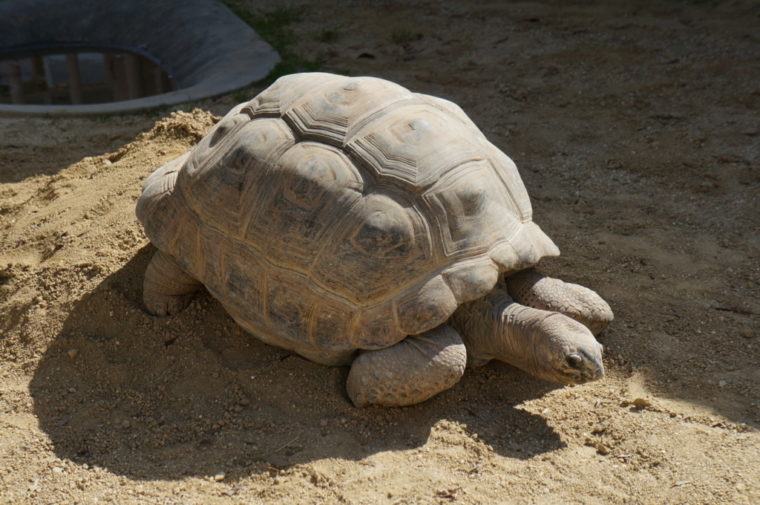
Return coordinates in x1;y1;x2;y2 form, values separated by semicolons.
30;245;564;480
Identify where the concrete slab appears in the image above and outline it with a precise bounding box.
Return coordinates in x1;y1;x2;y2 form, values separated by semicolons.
0;0;280;115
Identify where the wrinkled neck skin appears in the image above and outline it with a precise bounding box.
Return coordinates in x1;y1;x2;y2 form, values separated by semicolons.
497;302;553;376
453;293;542;371
452;290;601;383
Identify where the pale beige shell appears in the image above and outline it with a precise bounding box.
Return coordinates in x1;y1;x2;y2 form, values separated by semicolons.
139;72;558;364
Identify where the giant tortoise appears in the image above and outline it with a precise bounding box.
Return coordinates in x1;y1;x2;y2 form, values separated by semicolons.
136;72;613;407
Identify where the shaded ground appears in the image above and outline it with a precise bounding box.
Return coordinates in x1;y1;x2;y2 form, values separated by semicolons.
1;1;758;504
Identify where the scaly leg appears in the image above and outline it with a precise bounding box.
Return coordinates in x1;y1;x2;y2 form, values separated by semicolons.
346;325;466;407
506;269;613;335
143;250;201;316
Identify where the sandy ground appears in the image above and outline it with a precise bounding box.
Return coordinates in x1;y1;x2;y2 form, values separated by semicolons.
1;1;759;504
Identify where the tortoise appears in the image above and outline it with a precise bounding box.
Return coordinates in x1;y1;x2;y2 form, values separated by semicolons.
136;72;613;407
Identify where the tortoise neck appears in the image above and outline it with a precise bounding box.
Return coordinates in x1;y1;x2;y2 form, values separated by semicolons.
452;290;545;371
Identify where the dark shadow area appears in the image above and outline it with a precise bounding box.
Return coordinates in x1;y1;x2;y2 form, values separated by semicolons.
30;245;564;480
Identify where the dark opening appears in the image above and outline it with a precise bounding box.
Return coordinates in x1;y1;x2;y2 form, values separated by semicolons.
0;47;174;105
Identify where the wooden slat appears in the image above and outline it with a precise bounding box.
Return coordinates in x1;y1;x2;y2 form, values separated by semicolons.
32;56;50;104
124;53;141;99
66;53;82;104
7;60;23;104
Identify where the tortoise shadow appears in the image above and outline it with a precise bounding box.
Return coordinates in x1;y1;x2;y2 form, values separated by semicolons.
29;245;564;480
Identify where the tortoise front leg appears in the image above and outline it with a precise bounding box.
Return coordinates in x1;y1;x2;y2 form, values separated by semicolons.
143;250;201;316
346;325;466;407
505;269;613;335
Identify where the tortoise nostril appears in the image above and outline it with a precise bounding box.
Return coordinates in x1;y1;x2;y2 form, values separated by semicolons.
566;354;583;369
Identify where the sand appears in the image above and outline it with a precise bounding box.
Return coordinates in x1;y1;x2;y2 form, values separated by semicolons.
1;1;758;504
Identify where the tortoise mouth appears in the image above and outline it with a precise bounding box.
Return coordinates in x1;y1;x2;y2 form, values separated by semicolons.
557;365;604;384
555;349;605;384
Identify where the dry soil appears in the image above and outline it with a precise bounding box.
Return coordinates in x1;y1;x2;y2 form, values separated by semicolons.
0;1;758;504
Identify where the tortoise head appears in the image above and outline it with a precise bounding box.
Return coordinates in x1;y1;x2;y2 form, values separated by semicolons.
525;312;605;384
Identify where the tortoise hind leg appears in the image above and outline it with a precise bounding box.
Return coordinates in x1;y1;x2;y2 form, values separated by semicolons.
505;268;613;335
143;250;201;316
346;325;466;407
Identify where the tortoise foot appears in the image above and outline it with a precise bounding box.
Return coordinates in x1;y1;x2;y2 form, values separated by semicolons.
143;250;201;317
144;291;196;316
506;269;613;335
346;325;466;407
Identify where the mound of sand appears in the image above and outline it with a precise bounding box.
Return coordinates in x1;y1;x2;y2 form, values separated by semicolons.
0;2;758;504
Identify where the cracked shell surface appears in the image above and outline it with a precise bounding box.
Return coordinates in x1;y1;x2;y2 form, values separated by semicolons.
137;72;559;364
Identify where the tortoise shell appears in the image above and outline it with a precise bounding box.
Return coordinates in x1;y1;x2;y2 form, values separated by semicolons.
137;72;558;364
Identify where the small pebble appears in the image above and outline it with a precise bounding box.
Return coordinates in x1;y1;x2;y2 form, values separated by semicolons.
632;397;651;407
212;472;225;482
121;420;130;428
718;380;727;387
319;419;328;427
67;348;79;359
739;327;753;339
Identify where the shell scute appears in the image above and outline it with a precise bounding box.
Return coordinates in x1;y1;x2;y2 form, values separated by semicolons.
442;259;500;304
244;142;363;270
482;141;533;222
243;72;341;118
416;93;485;139
350;302;404;350
395;275;458;335
179;118;295;235
284;76;414;146
422;161;521;258
310;298;356;352
265;269;313;347
346;103;482;190
311;193;432;304
213;241;266;326
138;73;560;361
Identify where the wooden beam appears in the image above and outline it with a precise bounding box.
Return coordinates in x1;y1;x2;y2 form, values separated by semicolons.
152;65;164;94
124;53;141;99
66;53;82;104
32;56;50;104
7;60;23;104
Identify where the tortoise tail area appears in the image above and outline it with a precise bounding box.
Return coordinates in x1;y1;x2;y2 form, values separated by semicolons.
135;152;190;251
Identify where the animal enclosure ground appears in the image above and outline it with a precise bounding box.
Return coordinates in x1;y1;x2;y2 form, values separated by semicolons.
0;1;758;504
